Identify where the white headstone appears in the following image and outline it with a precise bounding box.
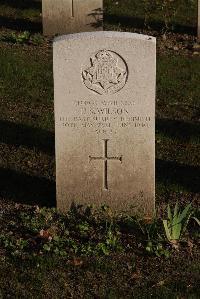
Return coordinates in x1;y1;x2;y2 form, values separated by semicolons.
42;0;103;36
53;32;156;217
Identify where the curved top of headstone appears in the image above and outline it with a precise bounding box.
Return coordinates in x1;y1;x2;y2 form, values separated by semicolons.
53;31;156;44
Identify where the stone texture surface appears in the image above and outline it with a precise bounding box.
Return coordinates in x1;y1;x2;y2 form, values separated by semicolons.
42;0;103;36
53;32;156;216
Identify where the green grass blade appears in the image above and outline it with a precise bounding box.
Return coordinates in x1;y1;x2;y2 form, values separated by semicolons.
167;204;172;222
163;220;171;241
181;212;192;236
179;203;192;222
192;217;200;226
172;223;182;240
172;214;179;226
173;203;179;219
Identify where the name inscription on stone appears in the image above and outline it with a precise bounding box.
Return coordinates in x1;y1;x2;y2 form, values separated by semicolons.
58;99;152;135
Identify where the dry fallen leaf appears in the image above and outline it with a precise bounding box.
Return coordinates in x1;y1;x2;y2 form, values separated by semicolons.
39;229;52;241
69;258;83;267
143;217;153;224
131;270;142;280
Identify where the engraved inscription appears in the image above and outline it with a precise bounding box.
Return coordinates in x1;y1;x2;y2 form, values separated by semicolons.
58;98;152;135
82;50;128;95
89;139;122;190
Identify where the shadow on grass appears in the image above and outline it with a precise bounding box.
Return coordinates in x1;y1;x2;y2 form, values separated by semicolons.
156;159;200;193
0;120;54;155
104;13;196;35
156;118;200;142
0;120;55;206
0;16;42;33
1;160;198;207
0;167;56;207
1;119;199;206
0;0;41;10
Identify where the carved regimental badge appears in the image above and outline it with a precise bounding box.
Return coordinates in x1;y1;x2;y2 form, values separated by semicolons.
82;50;128;95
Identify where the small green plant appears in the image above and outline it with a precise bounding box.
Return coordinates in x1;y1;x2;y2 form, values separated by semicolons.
96;217;123;256
20;207;57;233
0;234;29;257
163;203;193;248
12;31;30;44
76;221;90;236
146;240;170;258
141;218;170;257
0;234;15;251
96;231;122;256
105;229;121;250
30;33;44;45
1;31;30;44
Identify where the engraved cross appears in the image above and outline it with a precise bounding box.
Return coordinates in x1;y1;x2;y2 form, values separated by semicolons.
71;0;74;17
89;139;122;190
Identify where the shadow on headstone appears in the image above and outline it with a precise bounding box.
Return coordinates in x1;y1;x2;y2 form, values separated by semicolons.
0;167;56;207
87;8;103;29
0;120;54;155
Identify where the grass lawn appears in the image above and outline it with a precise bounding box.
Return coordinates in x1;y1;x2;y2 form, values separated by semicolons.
0;0;199;298
104;0;197;33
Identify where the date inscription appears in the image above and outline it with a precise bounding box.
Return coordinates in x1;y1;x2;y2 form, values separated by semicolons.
58;99;152;135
